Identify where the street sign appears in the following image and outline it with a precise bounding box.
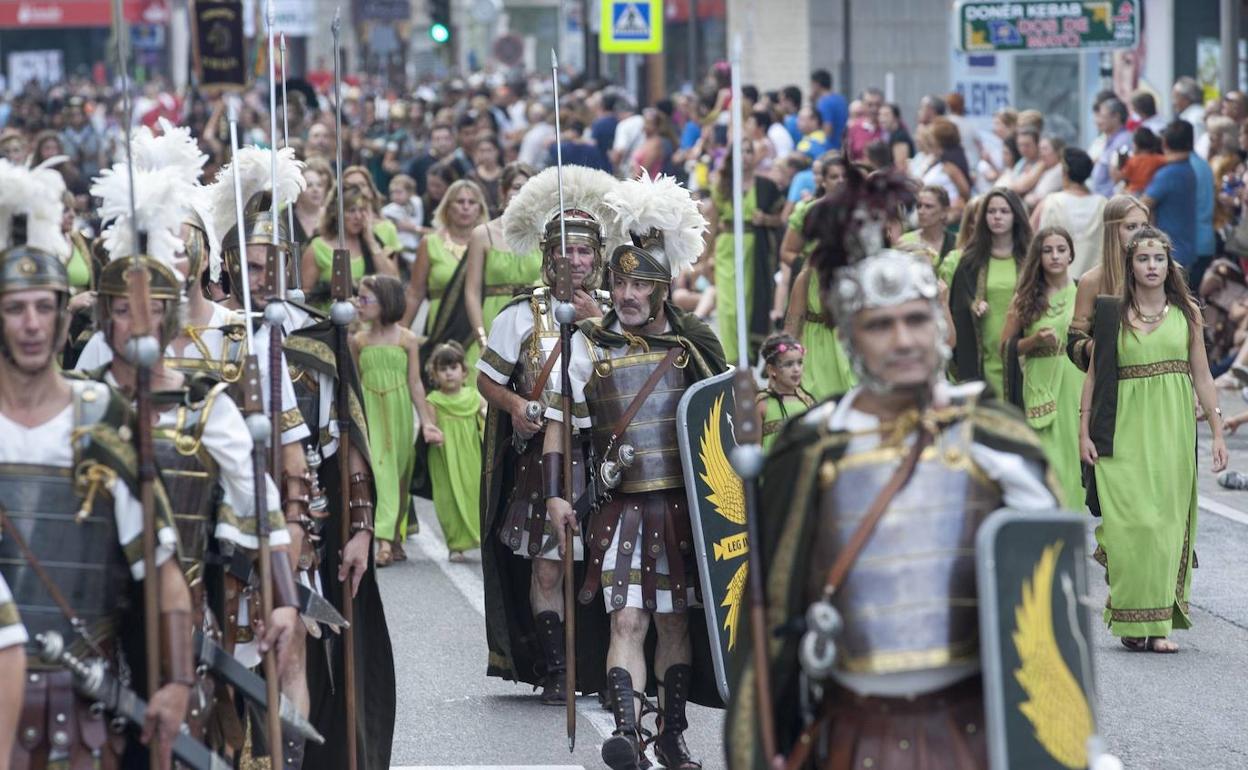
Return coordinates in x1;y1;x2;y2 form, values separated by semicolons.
600;0;663;55
956;0;1138;54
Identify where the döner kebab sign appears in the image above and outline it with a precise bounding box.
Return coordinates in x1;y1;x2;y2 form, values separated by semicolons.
956;0;1139;54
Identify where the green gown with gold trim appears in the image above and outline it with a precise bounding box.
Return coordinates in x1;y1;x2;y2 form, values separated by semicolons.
359;345;415;542
1093;308;1197;638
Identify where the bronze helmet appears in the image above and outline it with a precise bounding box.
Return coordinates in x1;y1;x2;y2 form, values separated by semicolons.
96;252;184;351
0;215;71;366
221;190;293;303
539;208;606;291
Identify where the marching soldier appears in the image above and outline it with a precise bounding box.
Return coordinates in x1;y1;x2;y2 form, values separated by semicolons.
723;185;1058;770
0;164;193;769
477;165;616;704
86;155;306;750
545;174;727;770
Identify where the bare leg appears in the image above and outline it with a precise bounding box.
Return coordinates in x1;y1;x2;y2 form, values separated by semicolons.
530;557;563;617
0;644;24;770
652;611;691;706
607;607;652;689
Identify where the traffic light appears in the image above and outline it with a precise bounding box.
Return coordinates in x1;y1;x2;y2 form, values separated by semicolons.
430;0;451;44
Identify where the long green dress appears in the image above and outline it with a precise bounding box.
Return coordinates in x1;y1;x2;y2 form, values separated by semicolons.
789;201;857;400
427;385;484;553
897;230;961;286
481;243;542;333
801;277;858;400
980;256;1019;398
1021;283;1084;509
424;232;481;378
1093;308;1197;638
758;388;815;452
359;345;415;542
713;185;756;364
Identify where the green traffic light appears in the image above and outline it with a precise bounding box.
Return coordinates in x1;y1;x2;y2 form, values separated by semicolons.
430;23;450;43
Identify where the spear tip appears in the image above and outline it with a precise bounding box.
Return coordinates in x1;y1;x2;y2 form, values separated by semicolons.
551;50;559;69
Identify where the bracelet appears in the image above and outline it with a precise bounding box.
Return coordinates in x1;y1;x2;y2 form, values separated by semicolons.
162;609;196;686
542;453;563;500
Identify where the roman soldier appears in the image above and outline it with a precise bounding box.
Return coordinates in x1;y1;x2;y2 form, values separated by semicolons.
545;173;728;770
0;159;193;768
212;143;394;770
477;165;616;704
87;157;303;751
723;183;1058;770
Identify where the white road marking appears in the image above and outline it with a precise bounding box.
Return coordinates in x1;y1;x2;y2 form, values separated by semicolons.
404;512;614;742
1199;496;1248;527
391;766;585;769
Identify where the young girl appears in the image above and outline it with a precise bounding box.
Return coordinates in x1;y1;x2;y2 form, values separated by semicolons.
1079;227;1228;653
425;341;484;561
352;275;441;567
755;333;815;451
1001;227;1085;509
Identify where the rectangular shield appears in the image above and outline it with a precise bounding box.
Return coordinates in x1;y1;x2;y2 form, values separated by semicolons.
976;510;1097;770
676;369;748;702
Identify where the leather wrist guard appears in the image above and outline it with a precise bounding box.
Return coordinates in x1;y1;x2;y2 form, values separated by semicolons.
270;551;299;609
542;453;563;500
162;609;196;686
348;471;375;535
281;470;313;525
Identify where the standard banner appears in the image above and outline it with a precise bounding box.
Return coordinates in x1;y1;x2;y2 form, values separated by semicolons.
191;0;247;93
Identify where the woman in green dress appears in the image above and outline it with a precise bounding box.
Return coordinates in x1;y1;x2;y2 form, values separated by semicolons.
754;332;815;451
781;155;860;400
464;163;540;353
1001;226;1085;509
898;184;961;285
705;138;785;363
351;275;440;565
342;164;405;254
402;179;488;373
949;187;1032;396
1079;226;1228;653
301;186;400;310
425;341;484;560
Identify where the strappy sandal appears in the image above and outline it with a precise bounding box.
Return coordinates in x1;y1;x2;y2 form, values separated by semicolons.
1122;636;1178;653
391;541;408;562
376;543;393;568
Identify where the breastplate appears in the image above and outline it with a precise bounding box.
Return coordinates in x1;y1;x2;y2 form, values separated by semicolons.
0;464;131;663
168;324;247;388
584;346;689;493
514;292;560;398
808;420;1002;676
289;363;322;448
153;385;227;584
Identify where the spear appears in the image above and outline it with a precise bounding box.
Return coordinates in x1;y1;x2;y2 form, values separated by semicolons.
725;34;778;765
227;93;285;770
265;0;288;512
550;50;577;753
330;13;361;770
280;32;305;303
111;3;161;763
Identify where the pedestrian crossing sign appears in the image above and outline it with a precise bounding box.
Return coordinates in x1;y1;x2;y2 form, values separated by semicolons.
600;0;663;54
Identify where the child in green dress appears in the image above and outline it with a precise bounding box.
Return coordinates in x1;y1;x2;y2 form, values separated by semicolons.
352;275;441;567
425;341;485;561
755;332;816;451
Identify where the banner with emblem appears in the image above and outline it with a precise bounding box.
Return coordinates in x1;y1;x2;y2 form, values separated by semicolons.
676;369;747;701
191;0;247;93
976;510;1098;770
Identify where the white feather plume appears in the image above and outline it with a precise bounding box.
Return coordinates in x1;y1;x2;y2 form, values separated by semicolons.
91;163;199;277
0;158;67;258
603;173;707;278
502;165;623;255
205;145;305;280
131;117;208;180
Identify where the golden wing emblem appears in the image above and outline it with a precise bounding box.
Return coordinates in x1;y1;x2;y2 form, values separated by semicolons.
1012;540;1093;769
698;393;745;525
698;392;748;649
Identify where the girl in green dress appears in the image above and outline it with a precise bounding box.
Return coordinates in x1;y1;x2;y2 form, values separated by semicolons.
351;275;441;566
425;341;485;560
1079;227;1228;653
464;163;540;353
754;333;815;451
300;186;400;310
705;138;785;363
402;179;488;373
1001;227;1085;509
781;156;860;399
949;187;1033;396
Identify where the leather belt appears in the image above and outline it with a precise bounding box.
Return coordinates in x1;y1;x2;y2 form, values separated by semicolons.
484;283;531;296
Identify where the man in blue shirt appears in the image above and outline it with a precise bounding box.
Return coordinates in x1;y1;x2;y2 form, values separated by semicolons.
1143;120;1198;273
1091;97;1132;197
781;85;803;146
1189;149;1216;286
810;69;847;150
795;108;829;159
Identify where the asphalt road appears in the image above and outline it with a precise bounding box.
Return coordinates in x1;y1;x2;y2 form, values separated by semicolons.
378;396;1248;770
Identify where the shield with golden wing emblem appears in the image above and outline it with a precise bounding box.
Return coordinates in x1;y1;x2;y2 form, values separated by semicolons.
676;370;748;701
976;511;1098;770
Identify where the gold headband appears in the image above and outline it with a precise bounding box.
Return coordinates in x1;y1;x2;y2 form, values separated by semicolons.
1133;237;1168;251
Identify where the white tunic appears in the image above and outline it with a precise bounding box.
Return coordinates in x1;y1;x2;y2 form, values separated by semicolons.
0;573;27;650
